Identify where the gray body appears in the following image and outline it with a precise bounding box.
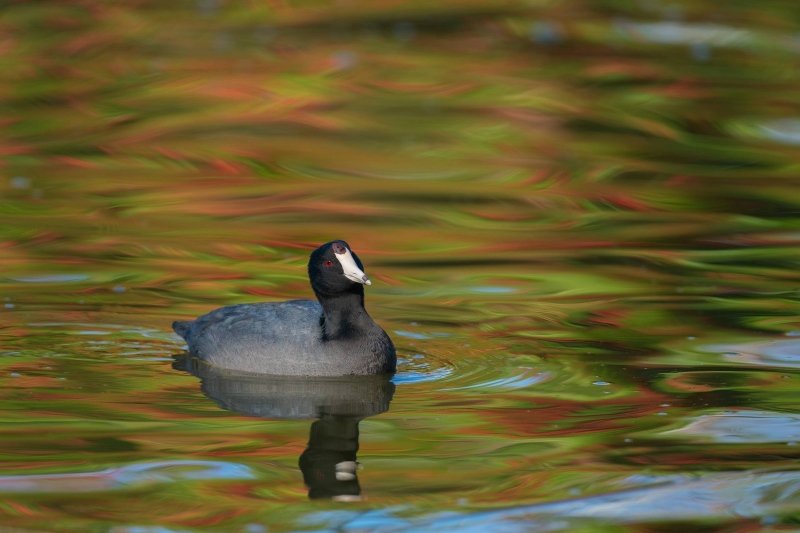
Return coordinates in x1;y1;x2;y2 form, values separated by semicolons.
173;299;396;376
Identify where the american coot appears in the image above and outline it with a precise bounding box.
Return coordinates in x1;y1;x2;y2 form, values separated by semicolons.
172;240;396;376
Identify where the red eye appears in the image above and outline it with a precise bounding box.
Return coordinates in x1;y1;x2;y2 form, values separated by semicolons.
324;260;333;267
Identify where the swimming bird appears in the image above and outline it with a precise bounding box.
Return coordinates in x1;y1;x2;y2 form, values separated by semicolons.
172;240;396;376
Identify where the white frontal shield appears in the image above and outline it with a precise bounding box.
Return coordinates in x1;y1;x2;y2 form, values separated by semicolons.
334;245;371;285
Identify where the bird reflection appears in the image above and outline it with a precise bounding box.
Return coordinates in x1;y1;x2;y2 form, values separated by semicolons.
300;415;362;500
173;354;395;500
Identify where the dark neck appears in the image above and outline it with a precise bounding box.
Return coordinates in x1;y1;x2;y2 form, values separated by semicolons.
315;290;374;340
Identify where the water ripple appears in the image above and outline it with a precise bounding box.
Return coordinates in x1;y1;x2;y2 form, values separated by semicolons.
443;368;552;391
395;352;453;384
704;338;800;368
0;460;254;493
667;410;800;443
303;469;800;531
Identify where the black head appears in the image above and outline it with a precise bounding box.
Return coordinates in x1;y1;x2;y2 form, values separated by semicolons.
308;240;371;298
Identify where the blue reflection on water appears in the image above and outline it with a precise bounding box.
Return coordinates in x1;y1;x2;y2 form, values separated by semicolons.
0;460;255;493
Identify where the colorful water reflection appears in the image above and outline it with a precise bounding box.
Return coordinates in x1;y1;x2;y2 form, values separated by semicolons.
2;1;800;531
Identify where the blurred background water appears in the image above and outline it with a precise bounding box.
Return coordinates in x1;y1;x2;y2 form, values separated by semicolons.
2;0;800;531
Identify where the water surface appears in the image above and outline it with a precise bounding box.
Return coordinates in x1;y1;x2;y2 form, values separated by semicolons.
2;1;800;531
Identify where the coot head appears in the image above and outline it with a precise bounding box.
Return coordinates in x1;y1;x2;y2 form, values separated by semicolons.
308;240;371;298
